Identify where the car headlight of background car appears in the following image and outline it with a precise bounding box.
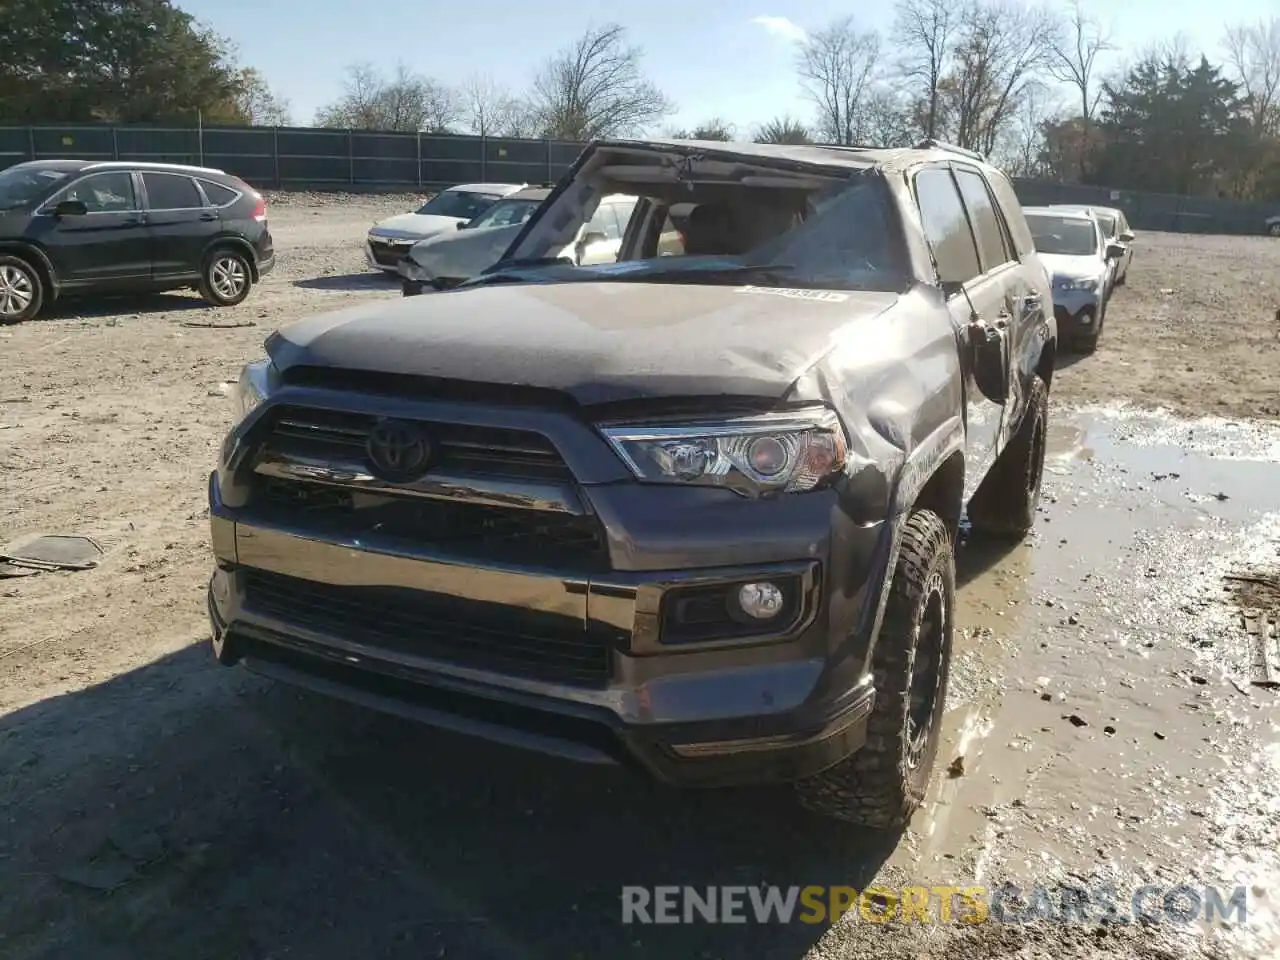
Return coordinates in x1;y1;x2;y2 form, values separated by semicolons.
1055;275;1099;292
599;407;851;497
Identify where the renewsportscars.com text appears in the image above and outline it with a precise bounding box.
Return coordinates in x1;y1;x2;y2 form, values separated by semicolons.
620;884;1250;925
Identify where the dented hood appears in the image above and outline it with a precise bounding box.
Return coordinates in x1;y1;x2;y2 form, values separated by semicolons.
267;281;900;405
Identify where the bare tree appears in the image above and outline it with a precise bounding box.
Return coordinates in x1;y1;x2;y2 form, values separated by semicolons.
852;87;916;146
459;75;537;138
234;67;291;126
894;0;957;140
797;16;881;145
1047;0;1113;121
314;62;460;132
530;23;674;139
1223;18;1280;137
753;116;813;144
666;117;736;140
996;82;1059;177
942;0;1058;155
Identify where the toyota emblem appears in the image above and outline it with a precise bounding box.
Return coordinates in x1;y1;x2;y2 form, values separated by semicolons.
366;419;433;483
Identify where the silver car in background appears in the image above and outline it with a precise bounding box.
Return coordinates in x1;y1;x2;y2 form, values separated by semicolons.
366;182;527;271
1049;203;1136;285
1024;206;1126;353
399;191;638;294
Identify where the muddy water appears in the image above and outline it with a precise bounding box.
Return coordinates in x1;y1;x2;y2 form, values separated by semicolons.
876;408;1280;956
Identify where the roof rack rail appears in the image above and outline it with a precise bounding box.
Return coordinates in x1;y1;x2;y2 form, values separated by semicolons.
914;139;985;162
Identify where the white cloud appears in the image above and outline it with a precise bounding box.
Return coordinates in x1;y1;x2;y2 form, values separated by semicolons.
751;15;807;43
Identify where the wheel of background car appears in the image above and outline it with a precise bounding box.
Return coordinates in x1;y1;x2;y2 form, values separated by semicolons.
199;249;252;307
1270;223;1280;237
794;509;955;830
967;374;1050;537
0;255;44;324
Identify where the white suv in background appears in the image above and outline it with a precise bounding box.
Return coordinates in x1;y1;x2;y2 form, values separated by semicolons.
400;192;638;294
365;182;527;271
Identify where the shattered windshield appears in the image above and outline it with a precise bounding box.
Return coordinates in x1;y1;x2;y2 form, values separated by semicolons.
0;166;70;212
484;177;910;293
1026;215;1100;256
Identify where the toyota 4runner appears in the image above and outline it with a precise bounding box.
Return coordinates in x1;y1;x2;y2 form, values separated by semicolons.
208;138;1055;829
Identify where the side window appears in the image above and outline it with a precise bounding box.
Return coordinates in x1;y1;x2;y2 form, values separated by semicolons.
61;172;136;213
913;167;981;285
954;168;1011;272
610;200;637;239
200;180;239;207
586;203;622;241
142;173;202;210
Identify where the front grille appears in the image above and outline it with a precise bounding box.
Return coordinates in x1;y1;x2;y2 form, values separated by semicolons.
368;239;408;266
242;568;610;687
254;476;606;570
263;407;573;482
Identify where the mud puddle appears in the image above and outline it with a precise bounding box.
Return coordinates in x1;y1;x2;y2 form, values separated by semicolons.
877;406;1280;956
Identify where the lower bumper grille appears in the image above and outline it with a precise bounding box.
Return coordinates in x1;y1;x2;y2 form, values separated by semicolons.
242;568;610;687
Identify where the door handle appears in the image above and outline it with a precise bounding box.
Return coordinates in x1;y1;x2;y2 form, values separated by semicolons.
199;212;218;222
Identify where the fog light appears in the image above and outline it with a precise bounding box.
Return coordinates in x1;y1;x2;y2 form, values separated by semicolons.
737;581;784;620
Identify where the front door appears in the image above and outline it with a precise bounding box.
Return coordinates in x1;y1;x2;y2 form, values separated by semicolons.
33;171;151;284
912;165;1006;490
140;172;221;278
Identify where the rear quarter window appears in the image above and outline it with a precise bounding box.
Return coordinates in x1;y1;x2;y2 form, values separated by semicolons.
200;181;239;206
982;168;1035;259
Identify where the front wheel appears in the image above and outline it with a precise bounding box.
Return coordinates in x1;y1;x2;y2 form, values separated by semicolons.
199;249;253;307
0;256;43;324
1269;223;1280;237
794;509;955;830
967;374;1049;538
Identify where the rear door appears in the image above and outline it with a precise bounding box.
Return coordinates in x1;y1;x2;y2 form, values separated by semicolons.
912;164;1007;487
34;170;151;283
139;171;220;278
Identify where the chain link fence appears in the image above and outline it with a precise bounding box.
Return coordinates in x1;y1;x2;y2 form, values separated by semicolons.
2;123;1276;235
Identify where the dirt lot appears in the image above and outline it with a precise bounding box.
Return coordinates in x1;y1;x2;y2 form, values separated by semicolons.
1;196;1278;959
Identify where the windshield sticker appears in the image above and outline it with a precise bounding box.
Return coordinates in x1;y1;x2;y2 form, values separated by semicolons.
735;285;849;303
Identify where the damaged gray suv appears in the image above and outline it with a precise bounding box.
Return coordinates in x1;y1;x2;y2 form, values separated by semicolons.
208;138;1055;829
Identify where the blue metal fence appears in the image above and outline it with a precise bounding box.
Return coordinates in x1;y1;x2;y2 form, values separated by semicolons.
1;123;1274;235
0;123;587;191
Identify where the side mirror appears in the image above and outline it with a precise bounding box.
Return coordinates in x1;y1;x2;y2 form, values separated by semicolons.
53;199;88;218
1118;231;1134;243
1105;242;1125;260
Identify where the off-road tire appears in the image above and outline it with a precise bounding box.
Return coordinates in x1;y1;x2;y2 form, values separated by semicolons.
198;248;253;307
794;509;954;830
0;254;44;324
966;374;1049;538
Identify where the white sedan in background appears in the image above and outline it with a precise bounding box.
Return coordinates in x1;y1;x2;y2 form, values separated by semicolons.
365;182;527;271
399;191;638;293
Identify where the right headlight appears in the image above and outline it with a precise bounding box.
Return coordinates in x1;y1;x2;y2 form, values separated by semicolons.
232;358;273;421
598;407;850;497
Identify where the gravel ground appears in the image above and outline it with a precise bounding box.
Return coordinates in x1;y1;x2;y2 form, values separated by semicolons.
1;196;1278;959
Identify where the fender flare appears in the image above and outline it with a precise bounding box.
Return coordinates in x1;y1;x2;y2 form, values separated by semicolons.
200;236;261;281
855;415;966;663
0;241;59;297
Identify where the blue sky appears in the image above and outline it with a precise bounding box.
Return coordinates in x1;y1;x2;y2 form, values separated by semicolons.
178;0;1276;132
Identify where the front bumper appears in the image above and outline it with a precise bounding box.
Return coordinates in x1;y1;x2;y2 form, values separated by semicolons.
1052;285;1102;339
206;397;888;787
366;236;419;271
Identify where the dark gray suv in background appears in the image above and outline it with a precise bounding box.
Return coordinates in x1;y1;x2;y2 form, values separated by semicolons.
208;138;1055;829
0;159;274;323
